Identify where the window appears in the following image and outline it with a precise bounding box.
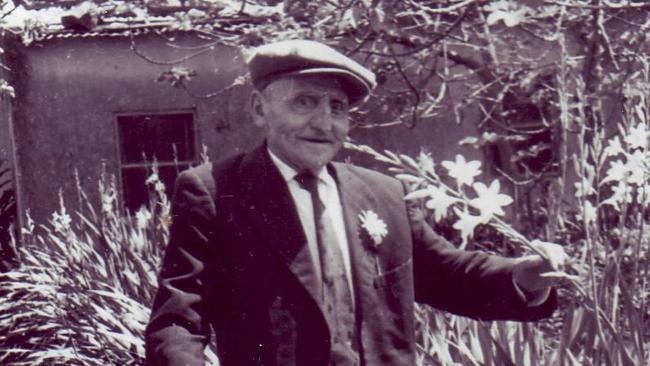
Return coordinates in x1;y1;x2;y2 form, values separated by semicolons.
498;92;558;177
509;123;556;175
116;112;196;212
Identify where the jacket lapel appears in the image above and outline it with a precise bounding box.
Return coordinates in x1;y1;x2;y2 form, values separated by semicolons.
237;145;322;302
235;148;383;318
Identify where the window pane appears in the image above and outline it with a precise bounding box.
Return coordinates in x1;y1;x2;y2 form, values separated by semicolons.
122;164;190;212
118;113;195;164
511;129;555;174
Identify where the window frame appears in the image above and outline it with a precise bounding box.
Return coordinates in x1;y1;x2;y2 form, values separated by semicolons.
113;108;198;212
506;120;558;178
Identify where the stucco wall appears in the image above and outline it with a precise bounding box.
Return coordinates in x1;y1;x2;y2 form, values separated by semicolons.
10;31;490;223
10;32;261;221
9;28;587;224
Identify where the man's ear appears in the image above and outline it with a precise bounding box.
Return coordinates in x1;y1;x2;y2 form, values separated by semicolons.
250;90;266;127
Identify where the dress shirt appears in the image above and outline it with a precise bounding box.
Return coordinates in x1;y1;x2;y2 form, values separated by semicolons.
268;149;354;298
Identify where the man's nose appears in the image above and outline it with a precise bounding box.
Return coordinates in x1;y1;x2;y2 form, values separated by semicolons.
310;101;336;130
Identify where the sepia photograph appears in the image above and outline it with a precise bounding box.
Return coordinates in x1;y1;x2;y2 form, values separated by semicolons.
0;0;648;365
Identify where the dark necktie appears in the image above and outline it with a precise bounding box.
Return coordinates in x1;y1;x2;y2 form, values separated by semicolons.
294;172;359;366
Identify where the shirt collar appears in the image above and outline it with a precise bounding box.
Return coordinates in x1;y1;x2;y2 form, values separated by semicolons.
267;147;336;188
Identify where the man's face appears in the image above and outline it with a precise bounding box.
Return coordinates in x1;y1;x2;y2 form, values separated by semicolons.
252;75;351;173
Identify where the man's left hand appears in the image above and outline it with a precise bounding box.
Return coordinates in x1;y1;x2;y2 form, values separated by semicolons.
513;240;569;293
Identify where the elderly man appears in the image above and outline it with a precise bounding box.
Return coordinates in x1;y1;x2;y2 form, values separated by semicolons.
145;39;565;366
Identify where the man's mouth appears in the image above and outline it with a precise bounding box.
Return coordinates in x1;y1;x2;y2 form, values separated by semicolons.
301;137;332;144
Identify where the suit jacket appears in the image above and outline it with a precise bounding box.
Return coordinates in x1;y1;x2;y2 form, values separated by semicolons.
145;145;556;366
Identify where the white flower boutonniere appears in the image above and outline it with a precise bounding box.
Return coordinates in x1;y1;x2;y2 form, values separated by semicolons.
359;210;388;246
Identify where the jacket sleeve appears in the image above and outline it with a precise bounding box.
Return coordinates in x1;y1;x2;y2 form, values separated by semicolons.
409;208;557;321
145;168;218;366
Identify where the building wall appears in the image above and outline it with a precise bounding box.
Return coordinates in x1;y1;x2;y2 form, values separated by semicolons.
10;32;261;222
10;31;490;223
9;28;587;225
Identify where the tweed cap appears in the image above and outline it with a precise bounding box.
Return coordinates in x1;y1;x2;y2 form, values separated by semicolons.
248;39;376;105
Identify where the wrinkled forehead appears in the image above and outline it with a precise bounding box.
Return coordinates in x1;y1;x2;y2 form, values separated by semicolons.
263;74;349;102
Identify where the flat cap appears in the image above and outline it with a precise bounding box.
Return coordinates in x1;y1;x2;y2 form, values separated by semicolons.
247;39;376;105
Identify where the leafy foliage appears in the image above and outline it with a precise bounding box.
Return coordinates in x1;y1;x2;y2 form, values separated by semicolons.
347;92;650;363
2;0;650;365
0;158;16;271
0;168;169;365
